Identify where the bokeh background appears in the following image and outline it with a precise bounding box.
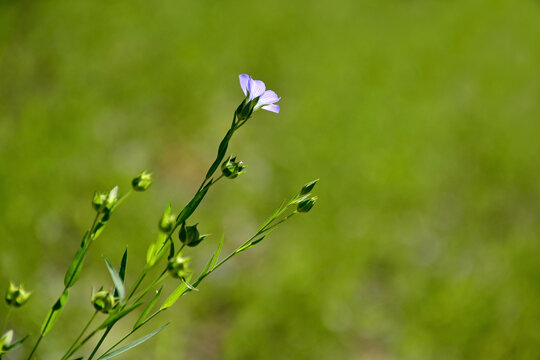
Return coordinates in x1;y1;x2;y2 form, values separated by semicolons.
1;0;540;359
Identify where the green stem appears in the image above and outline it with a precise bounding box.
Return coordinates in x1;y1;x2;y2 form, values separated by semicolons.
88;327;111;360
125;272;147;303
1;307;12;334
60;311;98;360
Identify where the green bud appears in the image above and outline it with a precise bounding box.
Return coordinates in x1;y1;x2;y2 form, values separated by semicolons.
178;223;207;247
105;186;119;211
159;204;176;233
92;192;108;212
91;290;116;314
131;170;153;192
235;97;259;122
167;254;191;279
5;283;31;308
297;196;317;213
0;330;13;353
221;156;246;179
300;179;319;195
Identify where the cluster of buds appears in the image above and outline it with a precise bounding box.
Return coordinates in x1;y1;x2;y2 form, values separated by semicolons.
131;170;153;192
91;290;117;314
296;179;319;213
92;186;119;213
178;223;208;247
5;282;31;308
158;204;176;233
167;254;191;279
221;156;246;179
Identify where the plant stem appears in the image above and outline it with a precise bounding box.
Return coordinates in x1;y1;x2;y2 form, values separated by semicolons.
88;327;111;360
1;307;12;334
60;311;98;360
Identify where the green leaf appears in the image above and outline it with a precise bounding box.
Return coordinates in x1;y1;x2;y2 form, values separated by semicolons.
105;258;125;302
41;289;69;335
201;255;214;277
4;334;29;351
64;232;89;288
259;201;286;232
205;127;235;181
211;233;225;270
176;181;211;225
119;248;128;283
159;274;192;310
98;324;168;360
250;229;275;246
133;288;162;330
182;277;198;292
98;302;141;330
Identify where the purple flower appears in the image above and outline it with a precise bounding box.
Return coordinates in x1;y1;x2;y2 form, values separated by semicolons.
239;74;280;114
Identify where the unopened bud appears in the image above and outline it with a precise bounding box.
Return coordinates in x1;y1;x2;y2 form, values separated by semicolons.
221;156;246;179
131;170;153;192
167;254;191;279
300;179;319;195
159;204;176;233
5;283;31;308
91;290;116;314
178;223;208;247
105;186;119;211
92;192;108;212
0;330;13;353
297;197;317;213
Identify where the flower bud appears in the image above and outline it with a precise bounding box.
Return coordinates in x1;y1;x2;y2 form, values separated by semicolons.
0;330;13;354
159;205;176;233
167;254;191;279
132;170;153;192
300;179;319;195
5;283;31;308
178;223;207;247
104;186;119;211
91;290;116;314
221;156;246;179
297;196;317;213
92;192;108;212
235;97;259;122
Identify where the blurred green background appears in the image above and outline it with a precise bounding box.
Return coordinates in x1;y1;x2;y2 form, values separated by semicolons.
1;0;540;359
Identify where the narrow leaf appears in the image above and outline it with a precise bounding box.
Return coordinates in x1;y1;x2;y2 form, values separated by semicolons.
105;258;125;301
5;334;29;351
119;248;128;283
98;324;168;360
201;255;214;277
98;302;141;330
176;181;211;225
182;277;198;292
64;232;89;288
211;233;225;270
133;288;163;330
251;229;275;246
41;290;69;335
160;274;192;310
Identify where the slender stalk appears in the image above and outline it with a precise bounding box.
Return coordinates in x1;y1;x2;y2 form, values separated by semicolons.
60;311;98;360
1;307;12;334
88;327;111;360
125;272;147;303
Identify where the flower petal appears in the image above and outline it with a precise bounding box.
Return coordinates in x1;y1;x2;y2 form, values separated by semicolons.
256;90;281;107
262;104;280;113
247;78;266;100
239;74;250;96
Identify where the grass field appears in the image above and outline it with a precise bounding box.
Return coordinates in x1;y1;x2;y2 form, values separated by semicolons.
1;0;540;358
